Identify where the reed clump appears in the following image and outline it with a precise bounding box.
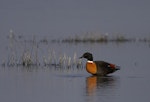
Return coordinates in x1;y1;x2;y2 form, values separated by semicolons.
54;32;150;44
22;51;33;66
2;30;84;69
2;30;150;69
43;52;83;69
61;33;134;43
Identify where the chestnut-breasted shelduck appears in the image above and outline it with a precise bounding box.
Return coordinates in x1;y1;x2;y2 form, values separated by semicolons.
80;52;120;76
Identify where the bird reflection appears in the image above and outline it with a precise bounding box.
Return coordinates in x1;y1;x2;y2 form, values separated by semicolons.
86;75;116;96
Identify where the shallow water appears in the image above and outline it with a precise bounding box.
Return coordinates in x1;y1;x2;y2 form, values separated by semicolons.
0;36;150;102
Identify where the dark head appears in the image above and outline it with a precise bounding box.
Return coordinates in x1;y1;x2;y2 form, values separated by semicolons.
80;52;93;61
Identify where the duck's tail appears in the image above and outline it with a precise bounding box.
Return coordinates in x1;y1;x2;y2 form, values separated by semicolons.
115;66;121;70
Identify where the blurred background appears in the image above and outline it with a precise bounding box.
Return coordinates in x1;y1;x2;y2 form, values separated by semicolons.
0;0;150;102
1;0;150;38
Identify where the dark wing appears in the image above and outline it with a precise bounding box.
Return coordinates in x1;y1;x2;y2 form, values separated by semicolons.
94;61;118;75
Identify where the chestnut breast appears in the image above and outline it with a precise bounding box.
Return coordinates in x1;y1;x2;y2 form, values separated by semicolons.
86;61;97;75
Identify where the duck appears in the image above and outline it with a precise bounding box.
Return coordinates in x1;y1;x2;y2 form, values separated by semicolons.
80;52;120;76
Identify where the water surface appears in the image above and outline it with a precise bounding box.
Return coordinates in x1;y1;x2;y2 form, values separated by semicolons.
0;36;150;102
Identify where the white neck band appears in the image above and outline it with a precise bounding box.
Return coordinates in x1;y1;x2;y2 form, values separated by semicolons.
87;61;94;63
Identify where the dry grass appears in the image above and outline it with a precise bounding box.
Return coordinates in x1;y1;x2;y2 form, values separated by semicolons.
2;31;83;69
2;30;150;68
